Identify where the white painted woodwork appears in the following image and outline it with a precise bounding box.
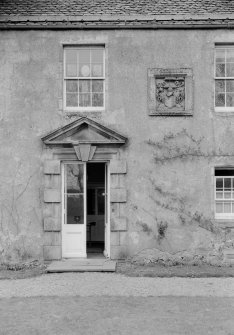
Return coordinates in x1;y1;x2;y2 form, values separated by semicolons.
62;162;87;258
104;163;110;258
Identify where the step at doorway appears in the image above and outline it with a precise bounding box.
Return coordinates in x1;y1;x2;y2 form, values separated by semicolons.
46;259;116;273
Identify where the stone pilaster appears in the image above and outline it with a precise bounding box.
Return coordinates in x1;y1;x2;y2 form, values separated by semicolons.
43;159;62;261
109;159;128;259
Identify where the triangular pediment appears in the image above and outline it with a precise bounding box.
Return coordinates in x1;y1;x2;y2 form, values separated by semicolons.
41;117;127;145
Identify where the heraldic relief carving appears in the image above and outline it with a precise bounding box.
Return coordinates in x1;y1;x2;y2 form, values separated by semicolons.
148;68;193;116
156;77;185;111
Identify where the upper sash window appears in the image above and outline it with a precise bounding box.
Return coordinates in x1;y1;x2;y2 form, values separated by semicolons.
215;46;234;111
64;46;105;110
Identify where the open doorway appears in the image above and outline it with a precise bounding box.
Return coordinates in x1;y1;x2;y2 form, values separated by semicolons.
87;162;106;256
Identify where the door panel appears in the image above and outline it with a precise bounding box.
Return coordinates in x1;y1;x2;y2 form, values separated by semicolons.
62;163;87;258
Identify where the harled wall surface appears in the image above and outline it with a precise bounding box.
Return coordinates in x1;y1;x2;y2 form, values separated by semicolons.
1;28;234;263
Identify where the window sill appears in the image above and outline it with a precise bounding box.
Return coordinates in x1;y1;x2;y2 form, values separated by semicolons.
215;214;234;219
64;108;105;112
215;108;234;113
63;110;104;118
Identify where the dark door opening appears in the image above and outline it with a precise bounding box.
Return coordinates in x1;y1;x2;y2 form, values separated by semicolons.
86;162;105;255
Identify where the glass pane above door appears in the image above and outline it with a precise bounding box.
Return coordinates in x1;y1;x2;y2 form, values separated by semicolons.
64;163;85;225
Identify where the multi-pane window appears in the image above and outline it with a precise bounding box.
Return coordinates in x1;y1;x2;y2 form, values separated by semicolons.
215;46;234;110
64;46;105;109
215;169;234;218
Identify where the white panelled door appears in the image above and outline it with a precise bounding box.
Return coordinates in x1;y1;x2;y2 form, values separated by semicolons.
62;162;87;258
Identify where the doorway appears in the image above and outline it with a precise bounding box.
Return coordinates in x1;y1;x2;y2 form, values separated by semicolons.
62;161;108;258
87;163;105;256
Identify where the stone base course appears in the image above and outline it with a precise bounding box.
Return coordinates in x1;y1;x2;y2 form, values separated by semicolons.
43;246;61;261
111;245;128;260
44;232;61;246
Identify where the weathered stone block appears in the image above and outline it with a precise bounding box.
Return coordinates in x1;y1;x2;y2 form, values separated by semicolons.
111;217;127;231
52;175;61;189
58;98;63;110
44;217;61;232
43;246;61;261
44;160;60;175
43;204;53;217
44;189;61;203
110;160;127;174
44;232;61;246
110;188;127;203
53;204;61;217
110;245;128;260
110;174;119;188
118;175;126;188
120;232;128;245
110;232;120;246
111;203;119;216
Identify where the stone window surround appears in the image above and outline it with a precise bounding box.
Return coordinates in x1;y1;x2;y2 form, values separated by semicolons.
148;68;193;116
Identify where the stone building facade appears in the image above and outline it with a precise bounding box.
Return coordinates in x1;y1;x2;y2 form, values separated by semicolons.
1;1;234;264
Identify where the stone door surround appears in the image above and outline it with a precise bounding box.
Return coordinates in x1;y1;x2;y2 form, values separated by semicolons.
41;117;128;261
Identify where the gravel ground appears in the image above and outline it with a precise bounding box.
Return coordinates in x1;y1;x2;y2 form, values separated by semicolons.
1;296;234;335
0;273;234;298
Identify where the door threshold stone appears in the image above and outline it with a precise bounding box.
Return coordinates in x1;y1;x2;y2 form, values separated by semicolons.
46;258;116;273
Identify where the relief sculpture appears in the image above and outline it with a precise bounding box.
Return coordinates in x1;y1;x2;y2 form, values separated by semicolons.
156;77;185;111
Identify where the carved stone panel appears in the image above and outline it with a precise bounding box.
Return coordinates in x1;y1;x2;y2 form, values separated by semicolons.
156;77;185;111
148;68;193;116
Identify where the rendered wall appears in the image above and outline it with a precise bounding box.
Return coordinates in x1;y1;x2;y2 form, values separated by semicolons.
1;28;234;262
